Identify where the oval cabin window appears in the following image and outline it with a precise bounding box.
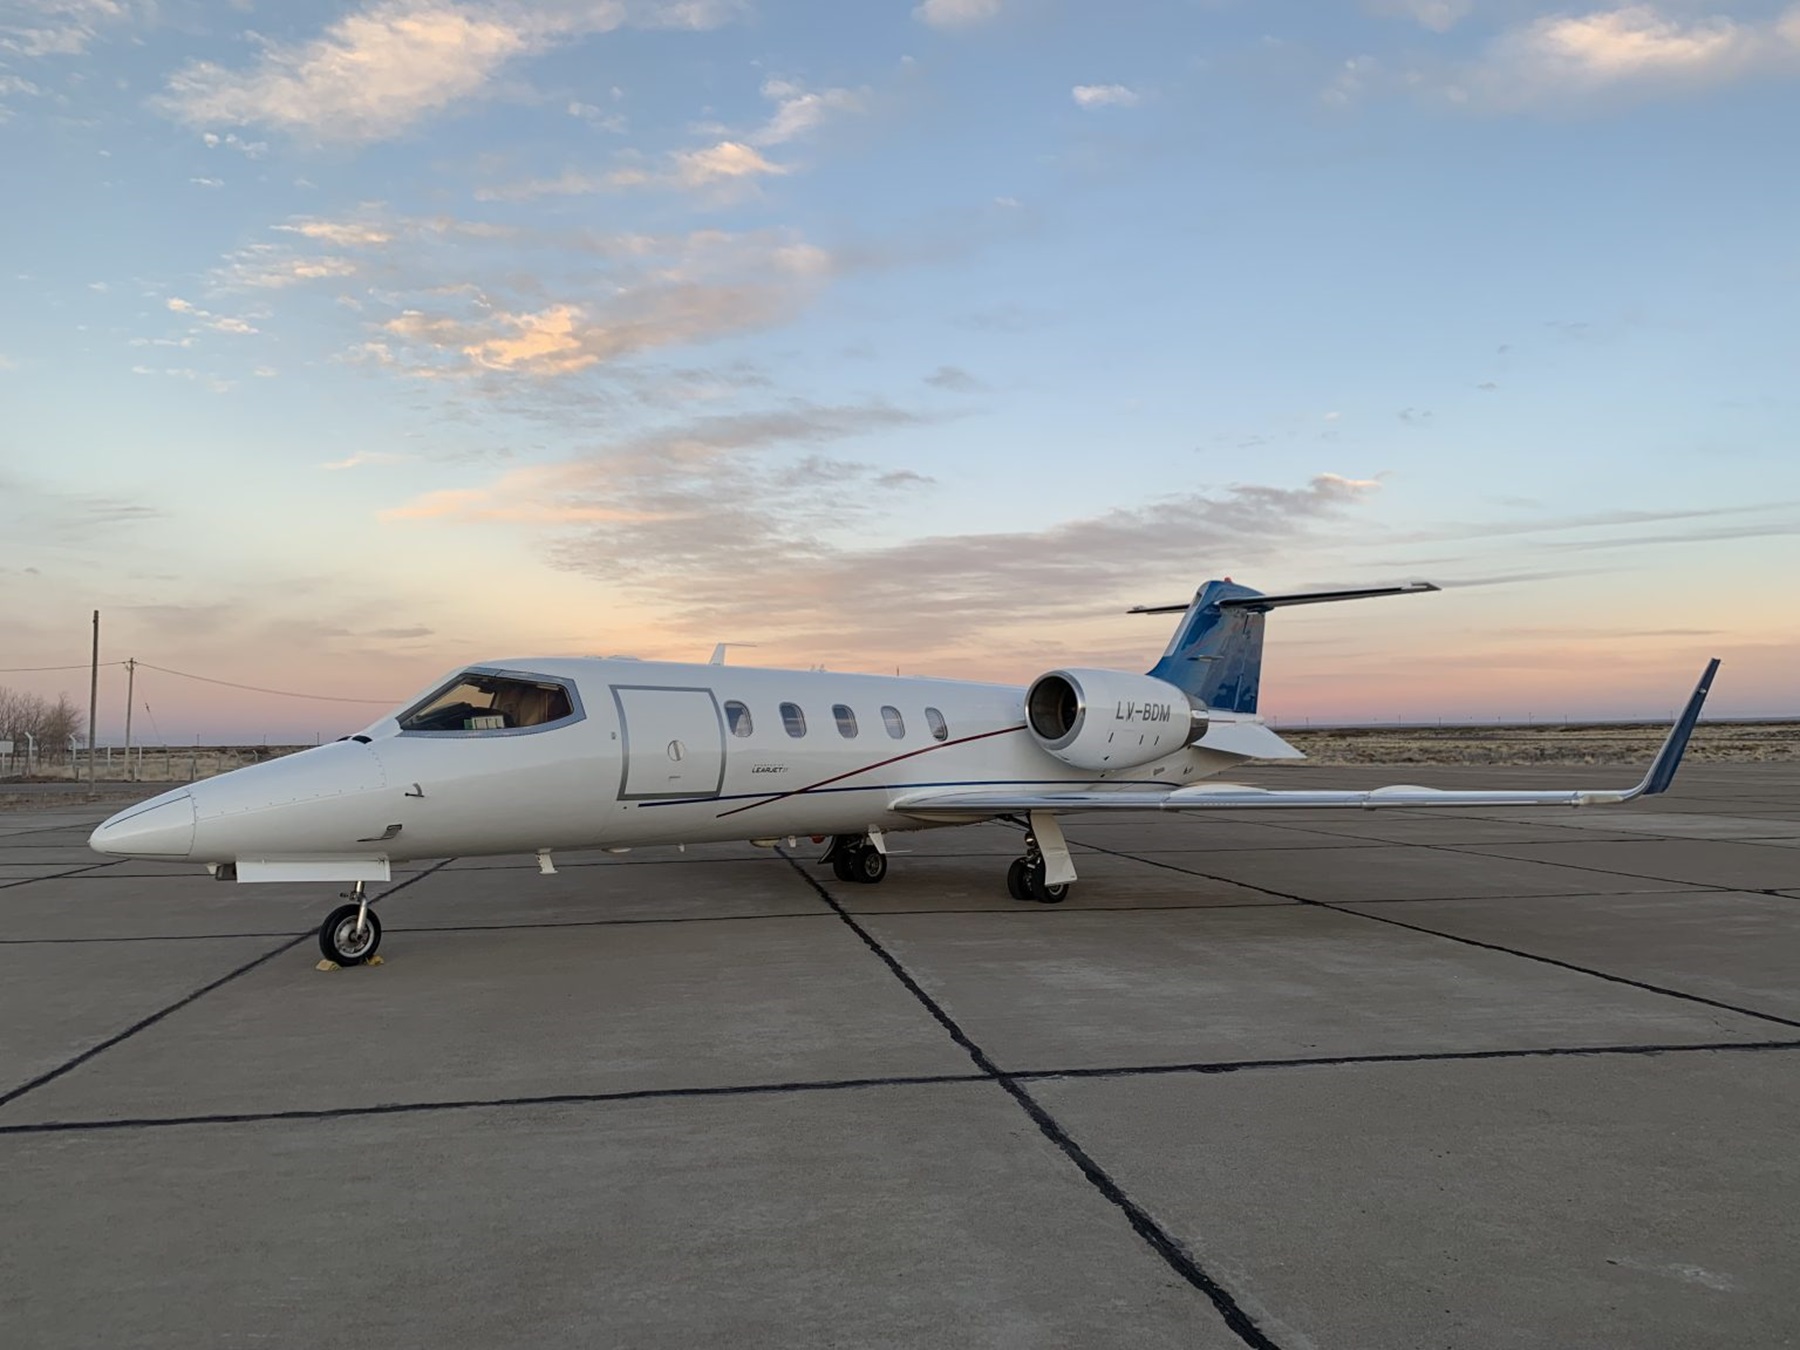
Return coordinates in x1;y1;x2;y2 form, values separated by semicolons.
780;702;808;738
925;707;948;742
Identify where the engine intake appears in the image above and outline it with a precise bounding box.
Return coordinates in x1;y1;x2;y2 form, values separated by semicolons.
1024;668;1208;772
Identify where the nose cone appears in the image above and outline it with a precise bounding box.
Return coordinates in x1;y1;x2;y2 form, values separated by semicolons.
90;791;197;858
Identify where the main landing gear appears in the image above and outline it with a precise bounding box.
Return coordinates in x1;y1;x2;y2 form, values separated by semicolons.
1005;813;1076;904
824;834;888;885
1006;829;1071;904
319;881;383;966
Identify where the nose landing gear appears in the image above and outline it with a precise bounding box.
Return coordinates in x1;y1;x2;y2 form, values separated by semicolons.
319;881;383;966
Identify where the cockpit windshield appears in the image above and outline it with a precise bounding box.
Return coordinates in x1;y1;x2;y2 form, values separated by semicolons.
398;670;579;734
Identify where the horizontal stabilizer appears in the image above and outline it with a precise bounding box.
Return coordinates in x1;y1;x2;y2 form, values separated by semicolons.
1130;582;1439;616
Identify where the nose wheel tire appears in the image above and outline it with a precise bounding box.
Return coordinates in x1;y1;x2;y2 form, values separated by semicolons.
320;903;382;966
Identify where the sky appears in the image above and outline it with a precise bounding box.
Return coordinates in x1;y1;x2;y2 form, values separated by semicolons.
1;0;1797;743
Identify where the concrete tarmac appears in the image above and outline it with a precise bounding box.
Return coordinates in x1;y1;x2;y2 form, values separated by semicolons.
1;765;1796;1348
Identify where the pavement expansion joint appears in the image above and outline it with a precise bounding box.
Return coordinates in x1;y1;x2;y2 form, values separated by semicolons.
1068;836;1800;1031
388;910;831;935
1011;1038;1800;1085
776;846;1289;1350
0;860;128;890
0;929;312;946
0;1071;994;1137
0;858;456;1110
8;1037;1796;1141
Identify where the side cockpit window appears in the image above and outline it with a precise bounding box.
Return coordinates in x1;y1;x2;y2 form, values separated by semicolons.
399;670;579;735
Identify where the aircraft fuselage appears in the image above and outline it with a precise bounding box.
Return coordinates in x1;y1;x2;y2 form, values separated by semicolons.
91;658;1274;872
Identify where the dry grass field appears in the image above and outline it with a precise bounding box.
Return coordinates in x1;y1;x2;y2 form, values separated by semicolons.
1276;721;1799;766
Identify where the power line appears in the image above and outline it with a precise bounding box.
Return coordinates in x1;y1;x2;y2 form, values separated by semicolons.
136;663;392;705
0;662;127;673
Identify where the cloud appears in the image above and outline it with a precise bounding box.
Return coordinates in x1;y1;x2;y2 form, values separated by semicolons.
671;139;786;186
752;78;866;145
473;168;614;201
477;76;853;202
157;1;531;142
1460;4;1800;106
200;130;268;156
477;140;786;201
1071;83;1140;108
567;97;626;132
155;295;261;338
1363;0;1472;32
189;176;224;188
923;364;985;393
382;400;928;523
154;0;743;143
1;0;140;58
393;436;1380;668
368;227;833;378
0;469;165;547
321;450;417;470
273;219;395;247
914;0;1002;29
453;303;598;375
215;245;361;288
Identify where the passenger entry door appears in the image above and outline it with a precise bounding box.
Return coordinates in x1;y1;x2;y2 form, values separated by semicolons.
612;686;727;800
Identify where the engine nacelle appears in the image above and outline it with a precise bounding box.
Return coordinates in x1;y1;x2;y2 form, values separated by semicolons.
1024;668;1208;772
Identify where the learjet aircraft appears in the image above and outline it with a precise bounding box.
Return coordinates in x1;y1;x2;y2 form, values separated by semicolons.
90;579;1719;966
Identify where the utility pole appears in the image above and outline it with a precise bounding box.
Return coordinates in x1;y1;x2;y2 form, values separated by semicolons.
123;658;136;783
87;610;99;795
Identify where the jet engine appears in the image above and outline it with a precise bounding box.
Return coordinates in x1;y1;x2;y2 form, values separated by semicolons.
1024;668;1208;772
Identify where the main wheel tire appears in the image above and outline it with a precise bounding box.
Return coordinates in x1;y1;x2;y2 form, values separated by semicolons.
1026;859;1070;905
1006;857;1032;901
853;847;888;884
830;847;860;883
320;902;382;965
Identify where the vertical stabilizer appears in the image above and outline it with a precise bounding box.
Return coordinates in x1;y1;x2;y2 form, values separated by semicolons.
1146;581;1269;713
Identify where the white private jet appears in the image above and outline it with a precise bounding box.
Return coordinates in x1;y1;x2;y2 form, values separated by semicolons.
90;579;1719;966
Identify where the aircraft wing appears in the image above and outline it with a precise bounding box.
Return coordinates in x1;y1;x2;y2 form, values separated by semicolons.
893;660;1719;820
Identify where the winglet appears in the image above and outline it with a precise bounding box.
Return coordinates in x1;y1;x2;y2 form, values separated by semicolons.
1638;658;1720;797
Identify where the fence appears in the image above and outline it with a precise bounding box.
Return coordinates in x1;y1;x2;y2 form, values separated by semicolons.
0;745;308;784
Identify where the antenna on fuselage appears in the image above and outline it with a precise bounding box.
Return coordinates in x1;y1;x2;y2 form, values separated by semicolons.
709;642;760;666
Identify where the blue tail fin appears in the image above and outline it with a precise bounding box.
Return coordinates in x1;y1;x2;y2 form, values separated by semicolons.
1146;580;1270;714
1144;579;1440;714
